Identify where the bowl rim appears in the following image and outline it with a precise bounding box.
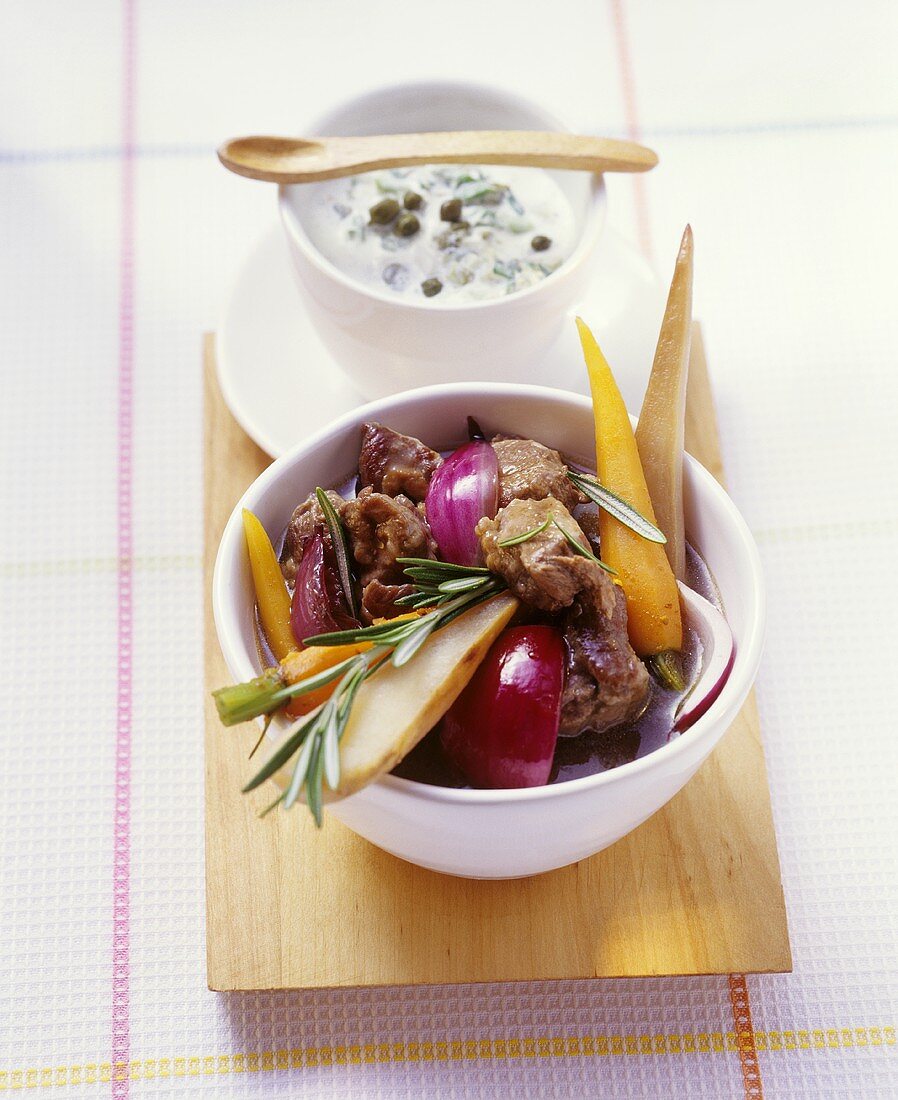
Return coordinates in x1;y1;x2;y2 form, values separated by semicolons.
277;76;607;314
212;380;766;807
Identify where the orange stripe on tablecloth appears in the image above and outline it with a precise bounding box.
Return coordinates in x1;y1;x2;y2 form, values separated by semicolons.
730;974;763;1099
607;7;763;1100
608;0;654;261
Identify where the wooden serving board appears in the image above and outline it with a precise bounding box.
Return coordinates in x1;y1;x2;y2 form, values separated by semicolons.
203;326;791;990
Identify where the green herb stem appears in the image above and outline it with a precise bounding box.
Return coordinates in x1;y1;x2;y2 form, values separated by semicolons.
647;649;686;692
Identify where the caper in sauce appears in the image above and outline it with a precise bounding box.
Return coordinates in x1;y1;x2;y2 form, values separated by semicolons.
421;278;443;298
369;198;400;225
394;212;421;237
403;190;423;210
531;234;552;252
440;198;463;222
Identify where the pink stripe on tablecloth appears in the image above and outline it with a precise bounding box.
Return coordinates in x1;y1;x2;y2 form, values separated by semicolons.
112;0;137;1096
609;0;654;261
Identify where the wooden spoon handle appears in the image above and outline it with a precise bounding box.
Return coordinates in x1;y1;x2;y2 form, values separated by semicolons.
218;130;658;183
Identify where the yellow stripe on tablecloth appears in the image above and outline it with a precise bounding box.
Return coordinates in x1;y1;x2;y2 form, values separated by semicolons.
0;554;201;578
0;1027;893;1089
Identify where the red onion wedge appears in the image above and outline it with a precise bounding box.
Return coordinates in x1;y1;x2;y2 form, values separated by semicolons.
425;439;498;566
673;580;735;733
290;530;359;643
440;625;565;788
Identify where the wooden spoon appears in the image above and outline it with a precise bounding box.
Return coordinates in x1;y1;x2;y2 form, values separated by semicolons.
218;130;658;183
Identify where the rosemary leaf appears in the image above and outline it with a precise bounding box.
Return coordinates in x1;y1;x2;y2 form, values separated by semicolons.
553;519;618;575
322;703;341;791
316;486;358;618
391;615;441;667
303;620;405;647
284;710;322;810
242;707;322;793
437;575;489;594
435;584;505;631
497;515;550;547
306;739;326;827
398;557;490;576
393;591;432;607
567;472;666;544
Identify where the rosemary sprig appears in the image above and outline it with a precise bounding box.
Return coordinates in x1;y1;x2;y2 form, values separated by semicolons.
232;558;508;824
567;471;666;544
316;487;357;619
242;645;390;824
552;518;618;575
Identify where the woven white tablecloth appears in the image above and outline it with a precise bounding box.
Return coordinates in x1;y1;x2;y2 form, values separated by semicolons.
2;1;897;1096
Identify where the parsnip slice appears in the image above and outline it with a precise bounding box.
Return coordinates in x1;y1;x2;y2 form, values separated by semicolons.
635;225;693;581
269;594;519;801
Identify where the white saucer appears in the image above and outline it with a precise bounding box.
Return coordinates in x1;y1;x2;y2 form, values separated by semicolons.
217;226;666;458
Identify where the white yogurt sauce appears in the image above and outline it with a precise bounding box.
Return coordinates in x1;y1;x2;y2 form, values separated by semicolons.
303;164;578;304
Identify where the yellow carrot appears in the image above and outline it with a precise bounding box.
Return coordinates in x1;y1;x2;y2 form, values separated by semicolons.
242;508;296;661
576;317;682;657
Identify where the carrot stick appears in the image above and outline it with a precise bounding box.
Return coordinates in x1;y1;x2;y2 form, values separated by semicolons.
575;317;683;657
242;508;297;661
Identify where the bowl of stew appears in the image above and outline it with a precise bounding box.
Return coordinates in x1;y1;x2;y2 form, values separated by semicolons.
212;382;765;879
278;80;606;399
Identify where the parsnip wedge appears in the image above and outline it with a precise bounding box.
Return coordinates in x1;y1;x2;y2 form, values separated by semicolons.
635;225;693;581
269;593;519;801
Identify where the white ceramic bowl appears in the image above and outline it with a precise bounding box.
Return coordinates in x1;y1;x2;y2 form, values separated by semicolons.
278;81;606;399
213;384;765;879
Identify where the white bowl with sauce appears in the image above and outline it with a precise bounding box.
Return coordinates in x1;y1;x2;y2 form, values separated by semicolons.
278;80;606;398
212;383;766;879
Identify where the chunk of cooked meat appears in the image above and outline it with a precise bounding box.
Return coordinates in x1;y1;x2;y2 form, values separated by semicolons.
559;586;650;736
280;489;347;585
360;579;416;623
478;496;649;736
476;498;613;614
576;510;602;555
358;422;443;502
342;487;437;591
491;437;583;510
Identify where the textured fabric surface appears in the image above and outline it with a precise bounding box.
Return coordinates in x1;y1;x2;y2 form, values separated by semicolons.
1;1;897;1097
